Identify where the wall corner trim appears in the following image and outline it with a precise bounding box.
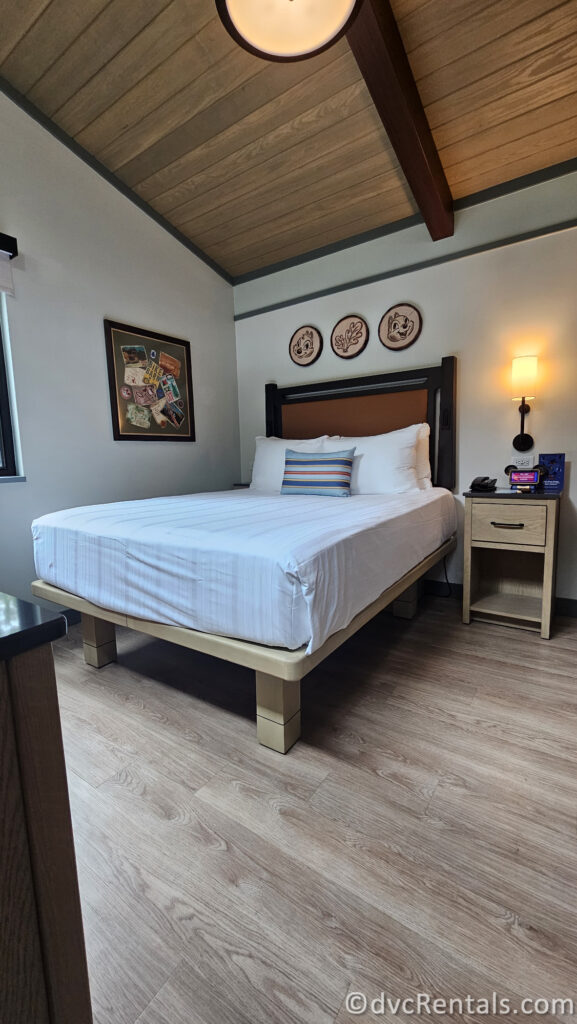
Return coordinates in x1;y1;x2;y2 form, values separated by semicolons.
234;217;577;321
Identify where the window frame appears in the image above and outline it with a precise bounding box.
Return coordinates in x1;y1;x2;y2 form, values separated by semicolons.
0;314;17;477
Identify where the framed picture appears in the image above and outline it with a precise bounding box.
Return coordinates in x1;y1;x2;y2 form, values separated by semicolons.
289;325;323;367
330;315;369;359
379;303;422;350
104;320;195;441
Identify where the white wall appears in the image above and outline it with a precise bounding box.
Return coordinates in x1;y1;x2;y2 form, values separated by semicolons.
0;95;239;601
235;226;577;598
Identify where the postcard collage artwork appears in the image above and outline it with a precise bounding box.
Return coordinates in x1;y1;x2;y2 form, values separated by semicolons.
105;321;194;441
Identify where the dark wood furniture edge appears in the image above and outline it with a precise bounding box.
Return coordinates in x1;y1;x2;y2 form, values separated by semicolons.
463;491;561;499
1;593;93;1023
0;661;51;1023
0;600;67;661
438;354;456;490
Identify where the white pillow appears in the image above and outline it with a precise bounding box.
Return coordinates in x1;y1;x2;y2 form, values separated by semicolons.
416;423;432;489
321;424;421;494
250;436;328;492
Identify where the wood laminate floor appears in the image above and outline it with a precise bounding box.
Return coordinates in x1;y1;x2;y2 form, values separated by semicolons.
53;598;577;1024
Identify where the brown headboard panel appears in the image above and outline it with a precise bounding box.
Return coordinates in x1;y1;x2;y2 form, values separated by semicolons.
265;356;456;490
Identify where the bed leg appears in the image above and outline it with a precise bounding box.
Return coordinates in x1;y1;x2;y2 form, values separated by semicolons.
81;614;117;668
392;582;419;619
255;671;301;754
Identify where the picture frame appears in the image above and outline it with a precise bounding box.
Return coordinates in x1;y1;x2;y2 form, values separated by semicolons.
379;303;422;350
104;320;195;441
330;314;369;359
289;325;323;367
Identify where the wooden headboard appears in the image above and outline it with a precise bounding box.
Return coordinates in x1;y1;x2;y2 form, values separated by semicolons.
265;356;456;490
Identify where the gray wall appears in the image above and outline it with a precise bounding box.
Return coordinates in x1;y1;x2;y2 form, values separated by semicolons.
0;95;240;600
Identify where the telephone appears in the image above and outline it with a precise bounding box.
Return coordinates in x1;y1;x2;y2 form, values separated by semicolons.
470;476;497;492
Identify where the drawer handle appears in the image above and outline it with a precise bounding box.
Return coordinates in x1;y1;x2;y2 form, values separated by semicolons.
490;521;525;529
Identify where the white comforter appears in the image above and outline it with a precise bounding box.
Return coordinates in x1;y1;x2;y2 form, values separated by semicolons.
32;489;456;653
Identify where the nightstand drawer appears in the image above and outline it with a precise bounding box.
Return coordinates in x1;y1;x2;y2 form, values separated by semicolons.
471;502;547;545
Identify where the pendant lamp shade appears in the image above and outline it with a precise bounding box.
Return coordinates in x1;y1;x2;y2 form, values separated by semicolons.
215;0;362;61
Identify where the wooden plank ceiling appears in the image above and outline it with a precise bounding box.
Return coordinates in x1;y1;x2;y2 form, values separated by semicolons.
1;0;577;278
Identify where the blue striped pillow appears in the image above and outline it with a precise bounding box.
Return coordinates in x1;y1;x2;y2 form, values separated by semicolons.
281;448;356;497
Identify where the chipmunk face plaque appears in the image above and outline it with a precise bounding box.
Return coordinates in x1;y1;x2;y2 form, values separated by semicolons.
289;325;323;367
379;303;422;350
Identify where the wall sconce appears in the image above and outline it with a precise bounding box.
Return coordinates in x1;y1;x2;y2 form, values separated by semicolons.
511;355;538;452
215;0;362;61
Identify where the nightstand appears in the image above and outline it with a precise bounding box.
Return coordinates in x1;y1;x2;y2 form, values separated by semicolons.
462;491;560;639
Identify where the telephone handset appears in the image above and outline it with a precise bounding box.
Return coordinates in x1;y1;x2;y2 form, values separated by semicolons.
470;476;497;492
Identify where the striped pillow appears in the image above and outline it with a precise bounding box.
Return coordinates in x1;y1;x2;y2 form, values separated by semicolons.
281;448;356;497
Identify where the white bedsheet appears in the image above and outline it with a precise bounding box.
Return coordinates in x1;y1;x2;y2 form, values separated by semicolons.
32;489;456;653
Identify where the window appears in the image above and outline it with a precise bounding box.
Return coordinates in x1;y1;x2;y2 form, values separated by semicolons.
0;303;17;477
0;238;19;478
0;323;17;476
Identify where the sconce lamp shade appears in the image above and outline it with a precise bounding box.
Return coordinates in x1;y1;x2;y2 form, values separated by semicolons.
511;355;537;400
215;0;362;61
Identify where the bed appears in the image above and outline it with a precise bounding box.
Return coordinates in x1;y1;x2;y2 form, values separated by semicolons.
32;357;457;753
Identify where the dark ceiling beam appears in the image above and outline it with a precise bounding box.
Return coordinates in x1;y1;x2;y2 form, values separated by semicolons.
347;0;454;240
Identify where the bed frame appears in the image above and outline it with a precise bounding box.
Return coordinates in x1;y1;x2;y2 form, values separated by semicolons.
32;357;457;754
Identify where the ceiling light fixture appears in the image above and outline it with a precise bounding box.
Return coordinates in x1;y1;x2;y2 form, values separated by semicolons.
215;0;363;62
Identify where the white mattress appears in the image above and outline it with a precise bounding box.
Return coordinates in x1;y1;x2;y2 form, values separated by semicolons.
32;489;456;654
